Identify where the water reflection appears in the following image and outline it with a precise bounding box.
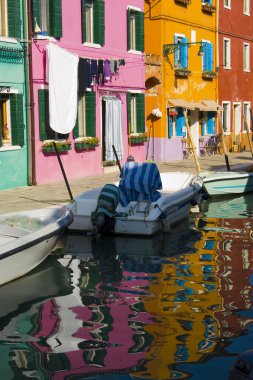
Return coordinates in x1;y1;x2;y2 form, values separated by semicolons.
0;196;252;379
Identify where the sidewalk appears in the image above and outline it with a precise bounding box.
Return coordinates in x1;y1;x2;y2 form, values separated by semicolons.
1;151;253;214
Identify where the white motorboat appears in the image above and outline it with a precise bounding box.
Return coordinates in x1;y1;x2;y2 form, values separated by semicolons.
0;207;73;286
200;170;253;196
68;162;203;236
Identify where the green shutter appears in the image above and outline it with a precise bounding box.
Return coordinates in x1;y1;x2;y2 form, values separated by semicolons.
127;9;131;51
135;11;144;52
73;108;79;138
85;92;96;137
32;0;41;33
136;94;145;133
7;0;22;39
38;89;49;141
127;93;131;133
0;97;2;147
81;0;87;43
93;0;104;45
49;0;62;38
10;94;25;146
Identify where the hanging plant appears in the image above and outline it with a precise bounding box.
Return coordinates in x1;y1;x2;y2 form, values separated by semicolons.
129;133;148;144
42;139;72;153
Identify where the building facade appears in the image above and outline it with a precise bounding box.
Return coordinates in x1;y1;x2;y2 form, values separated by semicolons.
27;0;146;186
144;0;219;162
0;0;29;190
218;0;253;152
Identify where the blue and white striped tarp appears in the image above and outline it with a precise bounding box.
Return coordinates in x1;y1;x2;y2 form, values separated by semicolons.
118;162;162;206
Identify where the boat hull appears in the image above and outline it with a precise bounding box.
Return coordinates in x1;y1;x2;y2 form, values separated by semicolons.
68;172;202;236
201;171;253;196
0;208;73;286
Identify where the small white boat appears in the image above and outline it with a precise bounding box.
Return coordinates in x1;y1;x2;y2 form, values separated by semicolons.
68;162;203;236
200;170;253;196
0;207;73;286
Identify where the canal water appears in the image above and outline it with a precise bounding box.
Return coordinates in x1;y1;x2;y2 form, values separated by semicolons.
0;194;253;380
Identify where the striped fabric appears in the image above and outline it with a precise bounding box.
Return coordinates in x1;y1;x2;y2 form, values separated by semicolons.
91;184;120;223
119;162;162;206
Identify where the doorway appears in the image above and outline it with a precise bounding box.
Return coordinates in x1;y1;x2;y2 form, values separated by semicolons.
101;96;123;165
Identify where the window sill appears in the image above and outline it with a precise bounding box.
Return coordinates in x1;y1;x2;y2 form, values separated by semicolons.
83;42;101;49
175;0;191;6
244;69;251;73
0;37;18;44
0;145;21;151
128;49;143;55
202;71;217;79
224;66;231;70
33;35;56;42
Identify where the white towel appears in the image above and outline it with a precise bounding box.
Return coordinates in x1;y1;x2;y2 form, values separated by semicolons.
47;43;79;134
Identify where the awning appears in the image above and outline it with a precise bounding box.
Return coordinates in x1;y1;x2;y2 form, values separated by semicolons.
201;100;223;111
167;98;195;110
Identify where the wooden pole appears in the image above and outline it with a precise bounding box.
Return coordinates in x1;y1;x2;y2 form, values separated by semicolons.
217;111;230;171
243;115;253;159
53;142;74;201
112;144;122;172
183;109;201;174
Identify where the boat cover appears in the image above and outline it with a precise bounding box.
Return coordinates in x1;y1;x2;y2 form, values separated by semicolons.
119;162;162;206
91;184;120;222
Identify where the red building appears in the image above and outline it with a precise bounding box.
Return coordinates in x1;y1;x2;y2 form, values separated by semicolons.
218;0;253;151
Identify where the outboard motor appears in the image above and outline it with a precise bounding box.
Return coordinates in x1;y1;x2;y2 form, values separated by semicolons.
91;184;119;234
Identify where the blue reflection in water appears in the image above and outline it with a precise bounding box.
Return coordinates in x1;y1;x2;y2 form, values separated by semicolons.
0;194;252;379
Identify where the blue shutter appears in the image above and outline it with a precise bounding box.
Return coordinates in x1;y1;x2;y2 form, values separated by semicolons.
207;43;214;71
203;42;208;71
168;116;173;138
207;112;215;134
176;108;185;137
174;36;179;68
181;37;188;69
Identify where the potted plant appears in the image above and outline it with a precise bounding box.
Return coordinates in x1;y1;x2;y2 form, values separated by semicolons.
42;139;72;153
129;132;148;144
74;136;99;150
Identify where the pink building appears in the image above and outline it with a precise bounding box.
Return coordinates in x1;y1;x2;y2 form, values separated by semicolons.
29;0;145;185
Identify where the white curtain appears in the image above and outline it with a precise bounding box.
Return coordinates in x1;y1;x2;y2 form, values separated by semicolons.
47;43;79;134
105;97;123;161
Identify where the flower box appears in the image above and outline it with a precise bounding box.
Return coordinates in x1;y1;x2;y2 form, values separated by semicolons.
130;137;148;144
175;0;191;6
175;68;191;77
74;142;99;150
42;144;71;153
202;71;217;79
202;3;216;13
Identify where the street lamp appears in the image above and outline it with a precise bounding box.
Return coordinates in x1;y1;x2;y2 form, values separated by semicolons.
163;42;205;57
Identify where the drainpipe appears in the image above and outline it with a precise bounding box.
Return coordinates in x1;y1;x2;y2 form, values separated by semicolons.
27;0;37;185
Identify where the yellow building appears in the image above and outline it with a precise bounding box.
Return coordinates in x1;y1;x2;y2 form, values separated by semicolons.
145;0;219;163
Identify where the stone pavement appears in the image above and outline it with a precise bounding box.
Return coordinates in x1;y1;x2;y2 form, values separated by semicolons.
1;151;253;213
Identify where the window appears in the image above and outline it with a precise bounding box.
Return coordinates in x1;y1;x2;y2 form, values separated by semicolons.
174;36;188;69
32;0;62;38
0;0;21;38
81;0;104;45
244;0;250;15
202;42;214;72
201;111;216;135
73;92;96;138
243;43;250;71
243;102;251;132
0;94;25;147
224;0;231;8
38;89;69;140
222;101;231;133
127;93;145;134
223;38;231;69
127;7;144;52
